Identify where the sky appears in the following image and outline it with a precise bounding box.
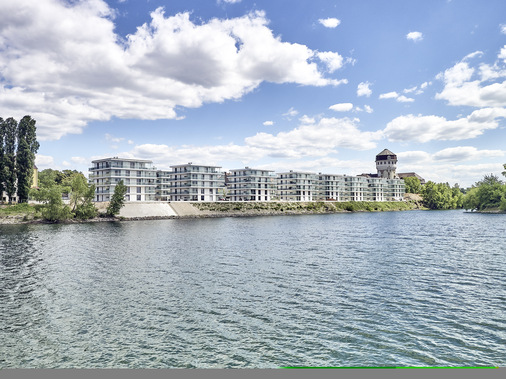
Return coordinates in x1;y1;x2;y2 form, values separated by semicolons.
1;0;506;187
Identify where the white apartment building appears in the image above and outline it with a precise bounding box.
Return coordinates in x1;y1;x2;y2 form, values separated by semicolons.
227;168;277;201
277;171;318;201
89;157;157;202
168;163;226;202
316;174;346;201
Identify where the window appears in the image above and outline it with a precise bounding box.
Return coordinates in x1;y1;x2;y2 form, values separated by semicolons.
137;195;141;201
201;195;204;201
137;187;141;193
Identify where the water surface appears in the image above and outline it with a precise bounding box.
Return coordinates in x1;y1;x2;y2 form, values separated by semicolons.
0;210;505;367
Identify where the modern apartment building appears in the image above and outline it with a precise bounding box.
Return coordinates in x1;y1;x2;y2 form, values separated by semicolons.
277;171;318;201
167;163;226;202
89;157;157;202
227;167;277;201
316;174;346;201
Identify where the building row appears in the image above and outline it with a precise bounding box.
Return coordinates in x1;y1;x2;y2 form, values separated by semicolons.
89;152;406;203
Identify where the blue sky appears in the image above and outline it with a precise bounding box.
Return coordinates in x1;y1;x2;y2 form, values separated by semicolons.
1;0;506;187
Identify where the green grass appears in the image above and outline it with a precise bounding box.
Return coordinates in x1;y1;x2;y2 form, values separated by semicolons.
0;203;37;216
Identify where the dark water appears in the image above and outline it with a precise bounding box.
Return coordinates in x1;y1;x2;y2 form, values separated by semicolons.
0;210;505;368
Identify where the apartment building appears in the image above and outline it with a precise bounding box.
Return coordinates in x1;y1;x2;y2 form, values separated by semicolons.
89;157;157;202
316;174;346;201
227;168;277;201
168;163;226;202
277;171;318;201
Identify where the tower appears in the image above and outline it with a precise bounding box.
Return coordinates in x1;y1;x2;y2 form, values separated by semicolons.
376;149;398;179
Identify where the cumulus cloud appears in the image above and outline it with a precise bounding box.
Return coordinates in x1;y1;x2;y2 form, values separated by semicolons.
71;156;89;165
357;82;372;97
0;0;346;140
406;31;423;42
383;108;506;143
436;48;506;107
363;105;374;113
245;117;381;156
501;24;506;34
319;18;341;28
329;103;354;112
317;51;345;73
263;120;274;126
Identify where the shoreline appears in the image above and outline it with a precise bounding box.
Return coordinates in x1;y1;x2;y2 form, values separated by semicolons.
0;201;425;225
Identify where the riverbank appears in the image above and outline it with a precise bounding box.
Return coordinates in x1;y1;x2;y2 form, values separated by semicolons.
1;201;423;225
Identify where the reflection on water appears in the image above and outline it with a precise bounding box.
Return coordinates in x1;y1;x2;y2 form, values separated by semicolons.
0;210;505;368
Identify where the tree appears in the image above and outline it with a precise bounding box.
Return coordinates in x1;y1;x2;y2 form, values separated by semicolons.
106;180;127;217
421;181;463;210
502;163;506;178
0;117;4;199
68;173;97;219
40;185;72;222
16;115;40;202
403;176;422;194
2;117;18;202
463;174;506;211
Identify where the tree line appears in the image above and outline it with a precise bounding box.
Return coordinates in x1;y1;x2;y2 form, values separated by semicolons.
403;164;506;211
0;116;39;203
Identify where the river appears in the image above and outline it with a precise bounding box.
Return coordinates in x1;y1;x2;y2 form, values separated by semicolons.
0;210;505;368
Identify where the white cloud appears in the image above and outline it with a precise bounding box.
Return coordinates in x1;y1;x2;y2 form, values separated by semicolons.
379;91;399;99
263;120;274;126
317;51;344;73
128;140;134;145
364;105;373;113
397;95;415;103
70;156;88;165
35;154;55;168
436;50;506;107
379;92;414;102
403;86;417;94
299;115;316;124
357;81;372;97
245;117;381;156
329;103;354;112
406;31;423;42
319;18;341;28
221;0;242;4
105;133;124;143
384;108;506;143
283;107;299;118
433;146;505;162
500;24;506;34
0;1;345;140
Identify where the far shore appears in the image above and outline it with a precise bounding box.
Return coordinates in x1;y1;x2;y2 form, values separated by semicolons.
1;200;427;225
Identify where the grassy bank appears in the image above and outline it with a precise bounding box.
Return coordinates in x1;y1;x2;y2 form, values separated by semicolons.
193;201;420;214
0;203;40;223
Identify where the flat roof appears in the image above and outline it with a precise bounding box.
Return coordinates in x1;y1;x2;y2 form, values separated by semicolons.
91;157;153;163
229;168;274;172
170;163;222;168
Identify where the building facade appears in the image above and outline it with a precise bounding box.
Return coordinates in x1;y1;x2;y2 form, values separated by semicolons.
277;171;318;201
167;163;226;202
227;168;277;201
89;157;157;202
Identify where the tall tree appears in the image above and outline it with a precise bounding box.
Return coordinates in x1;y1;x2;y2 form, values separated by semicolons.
0;117;5;199
16;115;39;202
2;117;18;203
106;180;127;217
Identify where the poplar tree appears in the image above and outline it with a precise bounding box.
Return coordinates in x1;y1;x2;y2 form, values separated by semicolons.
2;117;18;203
16;115;39;202
0;117;5;199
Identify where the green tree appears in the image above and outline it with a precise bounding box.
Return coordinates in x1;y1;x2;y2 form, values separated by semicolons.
403;176;422;194
421;181;463;210
68;173;97;219
40;185;72;222
2;117;18;203
16;115;40;203
463;174;506;211
106;180;127;217
0;117;5;199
